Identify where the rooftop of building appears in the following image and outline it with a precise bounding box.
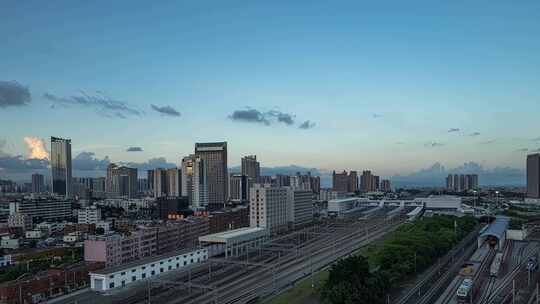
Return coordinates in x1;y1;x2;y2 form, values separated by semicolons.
328;197;362;203
90;247;205;276
479;216;510;240
199;227;266;244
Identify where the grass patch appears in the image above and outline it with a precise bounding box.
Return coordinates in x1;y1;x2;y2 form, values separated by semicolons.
267;223;398;304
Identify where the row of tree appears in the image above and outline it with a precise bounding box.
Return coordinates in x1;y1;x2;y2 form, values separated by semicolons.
320;215;477;304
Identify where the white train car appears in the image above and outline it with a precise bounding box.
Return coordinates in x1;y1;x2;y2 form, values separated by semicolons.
490;252;503;277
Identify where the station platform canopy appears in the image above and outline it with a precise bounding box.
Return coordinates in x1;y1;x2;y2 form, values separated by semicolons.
199;227;266;245
479;216;510;241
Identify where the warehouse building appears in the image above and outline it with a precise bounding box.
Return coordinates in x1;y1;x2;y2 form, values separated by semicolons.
89;248;208;292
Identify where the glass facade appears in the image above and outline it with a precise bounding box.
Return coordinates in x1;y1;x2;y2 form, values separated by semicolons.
51;136;72;198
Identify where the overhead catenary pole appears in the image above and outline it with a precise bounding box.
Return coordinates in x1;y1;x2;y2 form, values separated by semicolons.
513;279;515;304
536;282;538;304
147;280;151;304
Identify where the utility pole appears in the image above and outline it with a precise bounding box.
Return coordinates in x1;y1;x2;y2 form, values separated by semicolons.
536;282;538;304
188;268;192;294
147;280;151;304
513;279;515;304
310;251;314;288
414;252;417;274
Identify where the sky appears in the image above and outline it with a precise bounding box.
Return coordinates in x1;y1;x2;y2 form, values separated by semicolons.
1;1;540;180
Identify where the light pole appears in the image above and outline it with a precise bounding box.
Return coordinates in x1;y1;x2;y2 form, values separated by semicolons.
310;251;314;288
472;190;477;216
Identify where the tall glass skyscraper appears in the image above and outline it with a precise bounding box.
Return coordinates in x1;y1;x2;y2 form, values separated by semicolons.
527;153;540;199
51;136;72;198
195;142;228;210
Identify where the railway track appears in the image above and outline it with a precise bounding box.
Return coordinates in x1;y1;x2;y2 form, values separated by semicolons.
113;215;403;304
479;246;540;304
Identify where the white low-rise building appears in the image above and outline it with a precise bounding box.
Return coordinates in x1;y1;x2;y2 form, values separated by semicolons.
0;235;19;250
327;197;364;216
78;206;101;224
89;248;208;292
96;221;112;234
63;232;82;243
415;195;462;210
8;213;32;231
36;222;66;234
25;230;43;239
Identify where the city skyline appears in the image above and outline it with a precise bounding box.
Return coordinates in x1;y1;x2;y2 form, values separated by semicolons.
2;1;540;182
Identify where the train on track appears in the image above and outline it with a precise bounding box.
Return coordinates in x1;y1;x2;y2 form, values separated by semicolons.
456;278;474;304
527;256;539;272
490;252;503;277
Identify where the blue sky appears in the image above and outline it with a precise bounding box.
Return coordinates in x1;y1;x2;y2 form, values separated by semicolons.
1;0;540;178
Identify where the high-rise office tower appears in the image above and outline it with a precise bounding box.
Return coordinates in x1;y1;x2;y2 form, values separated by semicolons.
181;155;195;204
31;173;44;193
147;170;154;194
195;142;228;210
192;156;209;209
333;170;359;193
380;179;391;192
92;177;106;198
290;172;319;192
453;174;460;191
310;175;321;194
349;171;359;192
106;163;138;198
166;168;181;197
241;155;260;180
446;174;479;192
229;174;249;204
152;167;181;198
527;154;540;199
51;136;72;198
274;174;290;187
446;174;454;190
153;168;168;198
138;178;148;194
360;171;373;192
333;171;351;192
249;184;289;233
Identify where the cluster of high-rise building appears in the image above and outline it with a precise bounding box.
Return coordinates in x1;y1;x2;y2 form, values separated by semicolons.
106;164;138;199
360;170;381;192
332;170;358;193
151;167;181;198
332;170;389;193
147;142;230;211
445;174;479;192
